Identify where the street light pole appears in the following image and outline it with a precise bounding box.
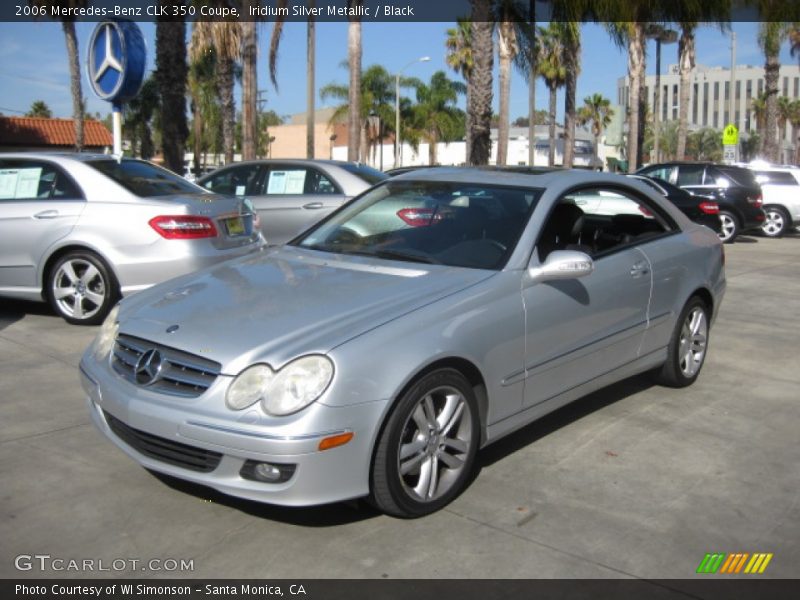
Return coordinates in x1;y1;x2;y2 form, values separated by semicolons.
395;56;430;168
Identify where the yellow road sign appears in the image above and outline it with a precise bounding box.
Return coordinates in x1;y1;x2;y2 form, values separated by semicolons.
723;124;739;146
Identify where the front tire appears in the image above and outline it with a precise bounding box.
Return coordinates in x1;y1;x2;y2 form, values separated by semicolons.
46;251;118;325
655;297;710;388
761;206;789;238
718;211;739;244
370;369;479;518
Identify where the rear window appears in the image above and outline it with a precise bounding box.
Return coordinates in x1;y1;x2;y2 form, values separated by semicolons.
88;159;204;197
754;171;799;186
339;163;388;185
714;166;759;188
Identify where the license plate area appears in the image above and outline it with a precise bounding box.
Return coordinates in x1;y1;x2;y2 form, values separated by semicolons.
223;216;246;237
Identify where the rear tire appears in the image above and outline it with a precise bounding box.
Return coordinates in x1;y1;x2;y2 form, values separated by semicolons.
370;369;479;518
46;251;119;325
761;206;789;238
718;211;738;244
655;297;710;388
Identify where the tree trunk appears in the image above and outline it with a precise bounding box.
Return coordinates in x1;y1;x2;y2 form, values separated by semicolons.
497;22;513;166
241;17;258;161
528;5;536;167
155;10;188;174
763;51;780;162
548;84;557;166
192;99;202;176
676;29;695;160
306;7;316;159
429;132;438;165
465;74;472;164
626;24;645;172
468;1;493;166
563;67;577;167
62;20;84;152
217;56;236;165
347;9;362;162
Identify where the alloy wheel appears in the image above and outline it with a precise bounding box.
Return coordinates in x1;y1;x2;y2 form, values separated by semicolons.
51;258;107;321
397;385;474;503
678;307;708;378
761;208;786;237
718;214;736;242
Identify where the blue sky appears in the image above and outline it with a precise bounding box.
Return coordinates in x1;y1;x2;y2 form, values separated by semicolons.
0;20;796;123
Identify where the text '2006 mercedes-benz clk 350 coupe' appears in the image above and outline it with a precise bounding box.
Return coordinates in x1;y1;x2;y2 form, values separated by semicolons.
80;168;725;518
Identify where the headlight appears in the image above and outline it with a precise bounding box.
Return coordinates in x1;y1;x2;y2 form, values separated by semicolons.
263;355;334;416
93;304;120;359
226;355;334;416
226;364;274;410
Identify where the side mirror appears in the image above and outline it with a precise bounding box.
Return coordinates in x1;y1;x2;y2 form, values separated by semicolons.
527;250;594;284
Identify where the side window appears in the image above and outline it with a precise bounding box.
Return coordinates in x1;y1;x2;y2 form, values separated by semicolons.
263;167;340;195
641;165;674;183
0;161;83;201
676;165;705;186
754;171;798;186
538;187;673;261
202;165;262;196
305;169;340;194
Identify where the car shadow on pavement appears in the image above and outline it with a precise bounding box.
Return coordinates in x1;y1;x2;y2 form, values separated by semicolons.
734;235;759;244
0;298;54;331
476;372;656;470
147;470;382;526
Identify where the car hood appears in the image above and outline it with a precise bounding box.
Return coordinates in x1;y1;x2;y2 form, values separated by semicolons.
118;247;494;374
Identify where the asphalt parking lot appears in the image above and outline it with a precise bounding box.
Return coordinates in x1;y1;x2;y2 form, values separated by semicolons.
1;234;798;580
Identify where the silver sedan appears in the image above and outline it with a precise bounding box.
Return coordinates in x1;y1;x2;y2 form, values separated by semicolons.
0;153;264;324
197;159;387;245
80;168;725;517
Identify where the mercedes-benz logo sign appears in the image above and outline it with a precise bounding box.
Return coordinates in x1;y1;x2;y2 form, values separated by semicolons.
134;349;164;386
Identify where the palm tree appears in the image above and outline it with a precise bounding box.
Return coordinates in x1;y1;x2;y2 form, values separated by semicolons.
343;1;364;161
30;0;86;150
607;22;647;172
560;22;581;168
758;21;790;162
777;95;793;139
240;7;258;161
188;51;219;175
26;100;52;118
409;71;467;165
189;20;241;165
686;126;723;162
468;0;494;165
155;5;188;174
446;18;474;162
492;1;531;166
125;77;160;160
788;99;800;165
751;92;768;133
577;93;614;166
537;23;567;166
320;64;397;164
307;2;316;158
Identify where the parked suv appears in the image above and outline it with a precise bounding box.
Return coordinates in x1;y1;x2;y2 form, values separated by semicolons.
748;166;800;237
636;162;765;243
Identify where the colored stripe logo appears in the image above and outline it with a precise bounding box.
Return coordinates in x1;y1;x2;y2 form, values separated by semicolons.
696;553;773;574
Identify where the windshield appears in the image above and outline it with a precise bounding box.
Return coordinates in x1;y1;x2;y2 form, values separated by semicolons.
294;180;540;270
88;159;206;197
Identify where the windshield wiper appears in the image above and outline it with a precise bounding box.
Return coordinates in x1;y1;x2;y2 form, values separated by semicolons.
367;248;440;265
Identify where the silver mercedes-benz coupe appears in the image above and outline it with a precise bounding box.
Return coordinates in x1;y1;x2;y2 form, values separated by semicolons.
80;168;726;518
0;153;264;324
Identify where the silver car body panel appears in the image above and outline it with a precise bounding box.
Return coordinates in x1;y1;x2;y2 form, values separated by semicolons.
80;168;726;508
0;153;264;302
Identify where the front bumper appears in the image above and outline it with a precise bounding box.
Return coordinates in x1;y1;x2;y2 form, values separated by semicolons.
80;356;388;507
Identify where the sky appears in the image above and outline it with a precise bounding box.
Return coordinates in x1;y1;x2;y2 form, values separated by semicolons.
0;20;797;125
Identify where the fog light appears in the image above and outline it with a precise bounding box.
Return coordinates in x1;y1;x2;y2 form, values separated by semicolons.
240;460;296;484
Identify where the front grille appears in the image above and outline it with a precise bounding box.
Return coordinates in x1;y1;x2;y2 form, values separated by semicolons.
104;411;222;473
112;334;221;398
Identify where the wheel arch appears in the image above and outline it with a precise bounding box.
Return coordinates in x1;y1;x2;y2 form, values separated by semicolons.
367;355;490;474
40;244;120;296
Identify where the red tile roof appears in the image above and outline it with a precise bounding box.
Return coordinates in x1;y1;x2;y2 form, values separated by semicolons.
0;116;113;148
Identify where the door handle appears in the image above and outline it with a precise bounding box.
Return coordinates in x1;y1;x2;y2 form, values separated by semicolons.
303;202;324;209
34;210;59;219
630;261;649;277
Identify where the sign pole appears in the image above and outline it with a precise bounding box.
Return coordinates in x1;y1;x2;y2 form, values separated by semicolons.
112;102;123;155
